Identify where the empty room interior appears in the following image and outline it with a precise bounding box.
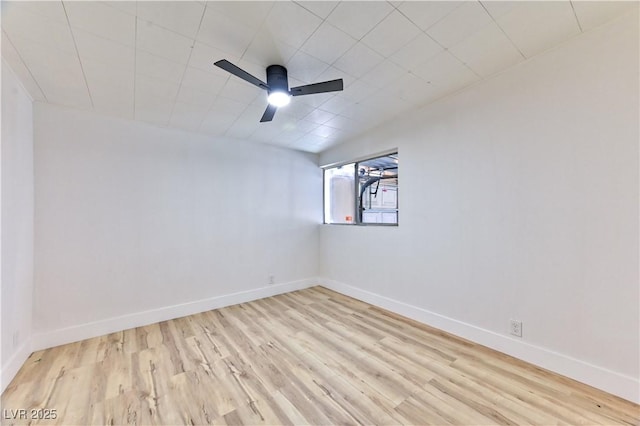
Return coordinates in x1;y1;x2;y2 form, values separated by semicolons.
1;0;639;424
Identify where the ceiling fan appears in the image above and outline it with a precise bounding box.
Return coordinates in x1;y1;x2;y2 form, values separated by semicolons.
214;59;344;123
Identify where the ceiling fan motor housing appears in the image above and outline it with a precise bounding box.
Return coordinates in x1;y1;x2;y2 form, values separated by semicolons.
266;65;289;94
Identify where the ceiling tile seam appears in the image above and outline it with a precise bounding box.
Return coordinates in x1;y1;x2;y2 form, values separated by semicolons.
222;100;262;139
238;2;277;61
378;58;435;89
298;22;358;69
319;2;398;72
62;1;94;109
133;6;138;120
135;17;197;67
168;2;209;129
398;0;469;49
478;1;527;60
61;20;134;54
393;4;449;52
425;1;466;31
349;80;420;114
341;2;396;43
357;15;422;60
135;52;186;84
293;1;339;21
299;102;334;124
135;17;196;42
130;2;209;46
497;12;597;70
316;100;349;116
1;30;49;102
445;50;483;79
275;9;329;85
568;1;584;33
207;29;267;134
3;1;58;23
195;79;231;133
296;124;330;143
445;2;515;77
102;1;135;18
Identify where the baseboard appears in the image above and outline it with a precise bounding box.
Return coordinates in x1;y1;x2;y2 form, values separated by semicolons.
321;278;640;404
1;338;32;394
31;277;319;352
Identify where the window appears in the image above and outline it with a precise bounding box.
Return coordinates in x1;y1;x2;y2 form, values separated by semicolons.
323;152;398;225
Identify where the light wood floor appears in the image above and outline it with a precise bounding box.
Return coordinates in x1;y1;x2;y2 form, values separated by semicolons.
2;287;638;425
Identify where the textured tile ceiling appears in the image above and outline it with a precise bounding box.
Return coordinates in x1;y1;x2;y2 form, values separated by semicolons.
1;1;636;153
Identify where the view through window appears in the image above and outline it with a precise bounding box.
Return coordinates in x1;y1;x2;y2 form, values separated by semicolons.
324;153;398;225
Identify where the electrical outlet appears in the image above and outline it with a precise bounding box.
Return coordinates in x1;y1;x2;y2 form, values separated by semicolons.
268;275;275;285
12;331;19;347
509;319;522;337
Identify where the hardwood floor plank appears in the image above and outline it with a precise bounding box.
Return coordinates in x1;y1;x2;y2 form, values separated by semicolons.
451;357;610;424
2;286;638;425
394;394;455;425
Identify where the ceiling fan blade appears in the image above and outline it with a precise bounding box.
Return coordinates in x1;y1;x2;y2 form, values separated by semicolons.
214;59;269;90
290;79;343;96
260;104;277;122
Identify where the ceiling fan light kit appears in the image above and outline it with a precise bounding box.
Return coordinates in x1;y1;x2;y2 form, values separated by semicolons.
265;65;291;107
214;59;343;123
267;92;291;107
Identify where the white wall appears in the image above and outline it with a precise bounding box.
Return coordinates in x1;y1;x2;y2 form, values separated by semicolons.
33;104;321;347
1;60;34;391
319;12;639;402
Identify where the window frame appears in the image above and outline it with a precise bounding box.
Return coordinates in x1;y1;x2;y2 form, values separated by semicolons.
322;149;398;226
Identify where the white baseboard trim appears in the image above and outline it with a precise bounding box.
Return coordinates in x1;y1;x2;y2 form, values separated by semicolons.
1;338;32;394
31;278;319;352
321;278;640;404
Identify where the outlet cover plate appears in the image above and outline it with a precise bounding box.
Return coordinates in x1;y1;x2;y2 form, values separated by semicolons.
509;319;522;337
